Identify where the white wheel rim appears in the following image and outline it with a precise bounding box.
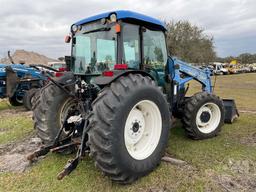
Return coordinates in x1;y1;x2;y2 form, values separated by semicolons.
59;98;78;134
196;102;221;134
124;100;162;160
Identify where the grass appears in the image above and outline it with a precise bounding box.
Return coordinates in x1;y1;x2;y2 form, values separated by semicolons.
0;99;14;111
187;73;256;111
0;115;34;144
0;73;256;192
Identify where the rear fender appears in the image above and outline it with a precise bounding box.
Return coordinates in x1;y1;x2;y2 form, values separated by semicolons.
53;71;76;92
93;70;154;86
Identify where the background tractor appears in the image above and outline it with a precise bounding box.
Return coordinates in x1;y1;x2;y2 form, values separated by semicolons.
31;10;239;183
0;52;61;110
0;63;47;109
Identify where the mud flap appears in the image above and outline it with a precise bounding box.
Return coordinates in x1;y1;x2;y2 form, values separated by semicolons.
222;99;239;124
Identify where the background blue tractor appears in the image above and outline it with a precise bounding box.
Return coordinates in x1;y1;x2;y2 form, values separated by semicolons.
30;10;239;183
0;63;50;109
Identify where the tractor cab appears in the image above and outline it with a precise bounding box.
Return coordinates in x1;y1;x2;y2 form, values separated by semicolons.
68;10;167;84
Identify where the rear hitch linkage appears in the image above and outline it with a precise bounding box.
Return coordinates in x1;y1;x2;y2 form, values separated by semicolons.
27;77;92;180
27;113;90;180
57;119;90;180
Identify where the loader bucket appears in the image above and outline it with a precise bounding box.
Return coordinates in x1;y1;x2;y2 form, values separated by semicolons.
222;99;239;124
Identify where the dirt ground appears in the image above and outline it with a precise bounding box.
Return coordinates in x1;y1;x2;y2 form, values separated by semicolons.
0;136;42;173
0;106;43;173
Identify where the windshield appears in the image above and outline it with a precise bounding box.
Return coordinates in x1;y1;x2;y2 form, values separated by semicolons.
72;22;117;74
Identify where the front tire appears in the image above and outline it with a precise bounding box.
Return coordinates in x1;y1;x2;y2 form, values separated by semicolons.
87;74;171;184
182;92;224;140
9;94;23;106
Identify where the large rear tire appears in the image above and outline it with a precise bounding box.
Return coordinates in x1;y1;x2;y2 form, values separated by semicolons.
87;74;171;184
182;92;224;140
33;83;78;145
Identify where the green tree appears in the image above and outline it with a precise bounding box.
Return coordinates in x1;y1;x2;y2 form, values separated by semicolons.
166;21;216;65
217;53;256;64
237;53;255;64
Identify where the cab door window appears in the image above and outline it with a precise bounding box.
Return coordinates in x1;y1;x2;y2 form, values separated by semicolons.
143;29;167;70
143;29;167;85
122;23;140;69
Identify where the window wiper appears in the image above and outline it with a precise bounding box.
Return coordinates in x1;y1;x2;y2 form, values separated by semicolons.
83;27;111;34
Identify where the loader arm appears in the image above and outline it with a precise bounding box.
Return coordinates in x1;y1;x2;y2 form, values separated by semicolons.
168;57;238;124
171;57;212;93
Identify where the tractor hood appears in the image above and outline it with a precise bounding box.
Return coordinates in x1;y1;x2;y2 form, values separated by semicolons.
0;64;8;77
0;63;43;79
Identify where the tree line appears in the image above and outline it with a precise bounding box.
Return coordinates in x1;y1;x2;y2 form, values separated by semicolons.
165;20;255;65
215;53;256;64
166;20;215;65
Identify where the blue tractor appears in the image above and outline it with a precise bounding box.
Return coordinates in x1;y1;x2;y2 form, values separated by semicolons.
0;62;53;110
30;10;238;183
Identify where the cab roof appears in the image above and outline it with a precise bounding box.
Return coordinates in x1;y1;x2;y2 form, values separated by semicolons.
74;10;166;31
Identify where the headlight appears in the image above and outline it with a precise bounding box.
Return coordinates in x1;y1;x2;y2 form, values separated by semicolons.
109;13;117;22
71;24;82;33
71;24;78;32
0;80;5;85
71;24;79;33
101;18;107;25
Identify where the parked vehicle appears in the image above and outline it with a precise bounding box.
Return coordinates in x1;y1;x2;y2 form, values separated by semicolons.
0;63;61;110
212;63;229;75
48;62;67;72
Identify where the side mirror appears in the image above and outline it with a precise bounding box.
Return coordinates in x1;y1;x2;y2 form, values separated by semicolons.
65;35;71;43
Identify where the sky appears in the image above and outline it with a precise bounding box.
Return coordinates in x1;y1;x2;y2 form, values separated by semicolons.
0;0;256;59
